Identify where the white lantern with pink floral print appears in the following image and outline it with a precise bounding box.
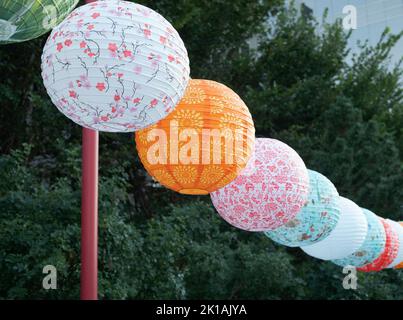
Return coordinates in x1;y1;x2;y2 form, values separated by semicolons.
210;138;310;232
41;0;190;132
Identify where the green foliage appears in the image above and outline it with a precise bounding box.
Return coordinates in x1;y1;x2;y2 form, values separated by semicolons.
0;0;402;300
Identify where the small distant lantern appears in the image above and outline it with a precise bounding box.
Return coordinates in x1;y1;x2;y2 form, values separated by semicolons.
395;222;403;269
386;220;403;268
357;218;399;272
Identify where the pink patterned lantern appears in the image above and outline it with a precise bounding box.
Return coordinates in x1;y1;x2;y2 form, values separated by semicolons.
210;138;309;231
41;0;190;132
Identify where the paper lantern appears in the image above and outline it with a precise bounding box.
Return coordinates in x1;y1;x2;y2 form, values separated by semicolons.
386;220;403;268
357;219;399;272
332;209;386;267
395;221;403;269
135;79;255;195
210;138;309;232
0;0;78;44
395;222;403;269
301;197;367;260
41;0;190;132
264;170;340;247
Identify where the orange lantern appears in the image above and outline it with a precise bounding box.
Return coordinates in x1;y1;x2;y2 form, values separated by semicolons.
135;79;255;195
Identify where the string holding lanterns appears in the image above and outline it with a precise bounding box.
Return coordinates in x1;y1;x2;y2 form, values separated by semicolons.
135;79;255;195
332;209;386;268
41;0;190;132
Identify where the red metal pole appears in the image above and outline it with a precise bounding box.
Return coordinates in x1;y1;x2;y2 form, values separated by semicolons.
80;0;99;301
81;127;99;300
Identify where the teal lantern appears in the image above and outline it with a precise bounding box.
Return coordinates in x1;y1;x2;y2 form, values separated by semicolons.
332;209;386;267
265;170;341;247
0;0;78;44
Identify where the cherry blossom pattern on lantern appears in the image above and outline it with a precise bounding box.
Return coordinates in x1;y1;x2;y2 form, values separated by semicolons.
210;138;310;232
41;0;190;132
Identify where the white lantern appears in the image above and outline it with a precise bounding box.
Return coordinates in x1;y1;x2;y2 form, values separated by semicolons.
301;197;368;260
41;0;190;132
332;209;386;267
386;220;403;268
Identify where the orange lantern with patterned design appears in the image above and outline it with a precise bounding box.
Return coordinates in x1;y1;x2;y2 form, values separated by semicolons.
135;79;255;195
